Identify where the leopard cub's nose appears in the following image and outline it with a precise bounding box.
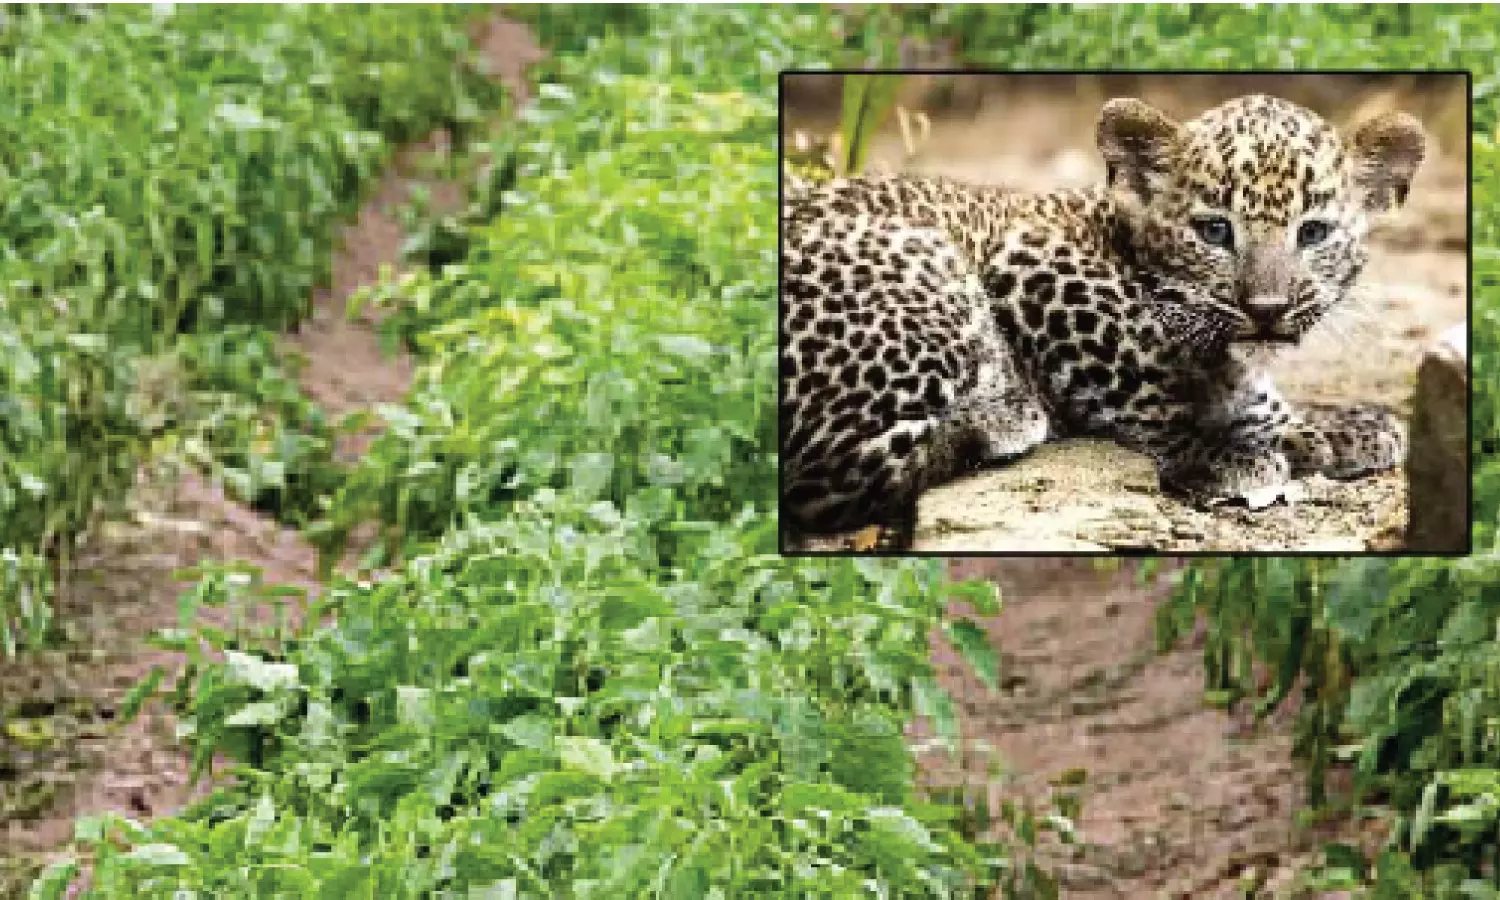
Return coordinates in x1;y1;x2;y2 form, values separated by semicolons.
1243;294;1290;326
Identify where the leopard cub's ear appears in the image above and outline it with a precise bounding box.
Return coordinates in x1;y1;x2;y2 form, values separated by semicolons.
1097;98;1182;203
1348;110;1427;214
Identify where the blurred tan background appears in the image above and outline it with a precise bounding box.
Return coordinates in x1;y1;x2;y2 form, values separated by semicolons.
784;73;1468;170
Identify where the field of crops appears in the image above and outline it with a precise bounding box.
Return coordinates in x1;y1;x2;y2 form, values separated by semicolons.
0;4;1496;899
0;4;503;651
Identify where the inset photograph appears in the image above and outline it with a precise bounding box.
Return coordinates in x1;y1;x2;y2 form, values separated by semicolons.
779;72;1470;554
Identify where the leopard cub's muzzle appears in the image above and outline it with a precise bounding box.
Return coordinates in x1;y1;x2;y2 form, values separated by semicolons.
1233;241;1300;344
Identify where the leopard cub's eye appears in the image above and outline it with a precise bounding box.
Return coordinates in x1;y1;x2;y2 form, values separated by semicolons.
1297;219;1332;248
1192;216;1234;249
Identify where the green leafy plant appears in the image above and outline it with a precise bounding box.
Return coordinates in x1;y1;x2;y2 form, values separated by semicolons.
1;5;498;654
169;326;346;527
44;8;1053;897
839;74;906;176
60;530;1018;897
39;4;1500;897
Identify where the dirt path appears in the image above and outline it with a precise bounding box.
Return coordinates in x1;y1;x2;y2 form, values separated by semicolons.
0;13;540;893
925;560;1377;898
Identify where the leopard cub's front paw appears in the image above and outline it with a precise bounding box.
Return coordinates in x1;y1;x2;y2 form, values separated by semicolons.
1161;447;1297;511
1296;403;1405;480
1281;425;1334;476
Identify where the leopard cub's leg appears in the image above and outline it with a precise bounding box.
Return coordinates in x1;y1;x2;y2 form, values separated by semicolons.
1157;436;1294;509
865;303;1051;550
1153;366;1403;507
1150;367;1299;508
1199;367;1404;481
782;212;1047;553
1278;416;1335;477
942;323;1052;468
842;384;1049;552
1285;402;1405;479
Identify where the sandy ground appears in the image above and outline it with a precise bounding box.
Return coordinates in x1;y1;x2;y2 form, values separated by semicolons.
792;94;1468;553
0;12;538;894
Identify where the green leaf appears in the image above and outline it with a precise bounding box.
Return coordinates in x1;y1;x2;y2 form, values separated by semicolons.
223;650;300;691
224;700;288;728
944;618;999;691
558;736;616;782
395;685;435;728
781;781;862;816
912;675;959;748
501;715;554;751
656;334;713;361
27;858;80;900
116;666;163;724
865;806;944;855
122;844;192;866
467;882;519;900
839;73;904;175
944;577;1001;616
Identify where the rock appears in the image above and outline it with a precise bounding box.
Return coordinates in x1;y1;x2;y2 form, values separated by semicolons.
1406;323;1469;552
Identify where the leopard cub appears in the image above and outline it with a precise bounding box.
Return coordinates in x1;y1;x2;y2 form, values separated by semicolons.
781;93;1426;549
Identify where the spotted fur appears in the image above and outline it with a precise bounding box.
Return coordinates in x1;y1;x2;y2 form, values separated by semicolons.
780;94;1427;550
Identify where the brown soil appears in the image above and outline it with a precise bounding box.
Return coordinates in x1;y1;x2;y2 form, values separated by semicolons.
0;11;541;894
925;560;1384;899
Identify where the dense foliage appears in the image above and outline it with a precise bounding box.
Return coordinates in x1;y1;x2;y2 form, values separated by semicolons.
0;5;500;652
39;7;1046;898
16;3;1495;898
